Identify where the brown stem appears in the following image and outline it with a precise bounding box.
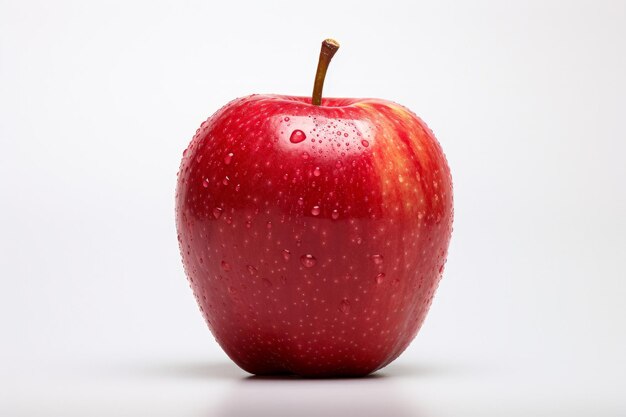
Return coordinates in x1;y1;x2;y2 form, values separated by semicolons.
311;39;340;106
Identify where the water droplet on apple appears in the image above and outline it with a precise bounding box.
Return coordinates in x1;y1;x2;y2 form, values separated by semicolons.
375;272;386;284
221;260;231;271
339;298;351;314
313;167;321;177
361;140;369;147
284;117;290;122
297;197;304;206
202;179;209;188
247;265;258;275
282;249;291;261
371;254;384;265
302;152;309;160
331;209;339;220
266;221;272;229
300;254;317;268
311;206;320;216
212;207;223;219
222;176;230;185
224;152;233;165
289;130;306;144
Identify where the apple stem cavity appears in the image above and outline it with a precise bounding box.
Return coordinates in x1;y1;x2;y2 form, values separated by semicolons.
311;38;340;106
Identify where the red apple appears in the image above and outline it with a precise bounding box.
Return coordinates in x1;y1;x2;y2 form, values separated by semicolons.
176;39;453;376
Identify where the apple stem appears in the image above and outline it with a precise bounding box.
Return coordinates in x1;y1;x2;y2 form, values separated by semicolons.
311;39;340;106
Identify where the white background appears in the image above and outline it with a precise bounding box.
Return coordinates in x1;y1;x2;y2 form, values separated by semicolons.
1;0;625;416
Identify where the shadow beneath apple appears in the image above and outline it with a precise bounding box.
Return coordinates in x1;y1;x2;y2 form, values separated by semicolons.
129;360;457;416
209;364;431;417
133;359;455;381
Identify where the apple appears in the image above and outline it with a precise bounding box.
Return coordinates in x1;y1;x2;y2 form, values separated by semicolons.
176;39;453;377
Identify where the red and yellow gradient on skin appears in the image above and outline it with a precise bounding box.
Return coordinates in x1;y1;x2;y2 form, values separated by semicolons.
353;101;453;368
176;95;452;376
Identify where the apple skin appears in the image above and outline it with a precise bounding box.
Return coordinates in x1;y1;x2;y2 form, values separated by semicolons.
176;94;453;377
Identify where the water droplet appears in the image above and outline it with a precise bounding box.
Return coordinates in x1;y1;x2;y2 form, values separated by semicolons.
300;254;317;268
311;206;320;216
331;209;339;220
344;132;349;137
289;130;306;144
202;179;209;188
313;167;321;176
247;265;258;275
221;260;231;271
182;148;188;157
266;221;272;229
212;207;223;219
224;152;233;165
222;176;230;185
361;140;369;147
284;116;290;122
196;154;203;163
282;249;291;261
302;152;309;160
245;220;252;228
339;298;351;314
371;254;384;265
297;197;304;206
375;272;386;284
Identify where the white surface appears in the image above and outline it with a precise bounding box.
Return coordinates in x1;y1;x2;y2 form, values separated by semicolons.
1;0;625;416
